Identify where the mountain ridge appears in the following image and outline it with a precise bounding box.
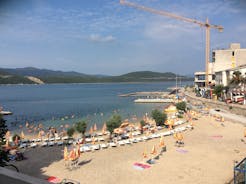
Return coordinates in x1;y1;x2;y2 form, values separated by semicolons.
0;67;193;84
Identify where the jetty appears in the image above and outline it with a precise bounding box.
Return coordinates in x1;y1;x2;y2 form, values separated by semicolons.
119;91;169;97
134;98;174;103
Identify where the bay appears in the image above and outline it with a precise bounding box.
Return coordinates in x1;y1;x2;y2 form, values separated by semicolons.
0;82;191;132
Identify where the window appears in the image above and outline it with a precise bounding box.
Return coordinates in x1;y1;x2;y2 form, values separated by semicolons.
232;51;234;56
197;75;205;80
212;51;215;62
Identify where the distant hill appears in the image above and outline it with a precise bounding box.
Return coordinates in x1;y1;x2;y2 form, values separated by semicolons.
3;67;92;78
120;71;176;80
0;67;193;84
0;69;35;84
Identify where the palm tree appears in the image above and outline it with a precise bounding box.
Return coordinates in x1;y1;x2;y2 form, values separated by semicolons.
230;71;243;87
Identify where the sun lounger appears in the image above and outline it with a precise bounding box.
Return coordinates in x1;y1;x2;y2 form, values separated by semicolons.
68;140;74;145
62;136;69;140
100;143;108;149
98;137;105;142
92;144;100;150
57;141;63;146
84;146;92;152
124;139;131;144
55;137;61;141
118;140;125;146
19;143;27;149
48;141;55;146
85;138;92;143
30;143;37;148
41;142;48;147
151;134;158;138
21;139;29;144
49;138;55;141
97;132;103;136
109;142;117;147
142;136;148;141
136;137;142;142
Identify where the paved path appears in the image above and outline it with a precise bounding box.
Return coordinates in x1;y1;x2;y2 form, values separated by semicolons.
209;109;246;125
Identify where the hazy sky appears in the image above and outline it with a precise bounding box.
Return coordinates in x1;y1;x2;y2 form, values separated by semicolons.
0;0;245;75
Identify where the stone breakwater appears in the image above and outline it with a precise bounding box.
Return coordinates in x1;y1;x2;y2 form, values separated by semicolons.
184;92;246;117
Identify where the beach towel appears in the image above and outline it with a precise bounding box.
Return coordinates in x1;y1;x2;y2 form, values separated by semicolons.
176;149;188;153
47;176;61;183
211;135;223;139
133;162;151;170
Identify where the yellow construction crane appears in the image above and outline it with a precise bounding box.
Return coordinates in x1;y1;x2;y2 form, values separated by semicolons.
120;0;223;88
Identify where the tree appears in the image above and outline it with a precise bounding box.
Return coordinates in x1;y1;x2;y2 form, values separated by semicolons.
75;120;87;138
230;71;243;87
0;115;8;166
106;114;122;139
151;109;167;126
0;115;7;144
140;120;146;134
67;127;75;138
213;85;224;98
176;102;187;112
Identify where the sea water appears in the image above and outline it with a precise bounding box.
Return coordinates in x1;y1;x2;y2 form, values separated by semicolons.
0;82;191;132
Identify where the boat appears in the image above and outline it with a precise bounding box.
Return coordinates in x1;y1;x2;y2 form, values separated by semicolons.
0;110;13;115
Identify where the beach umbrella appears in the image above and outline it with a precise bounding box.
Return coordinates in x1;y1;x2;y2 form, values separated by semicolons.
21;131;25;139
5;140;9;148
93;123;97;132
173;133;178;140
129;132;133;139
145;130;150;137
159;136;165;147
5;131;10;139
177;133;184;141
64;146;68;160
102;123;107;134
89;126;93;135
151;145;157;155
76;145;81;157
92;137;95;144
25;121;29;128
69;149;76;161
142;149;148;158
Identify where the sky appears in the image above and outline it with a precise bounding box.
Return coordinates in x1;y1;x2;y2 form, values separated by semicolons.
0;0;245;75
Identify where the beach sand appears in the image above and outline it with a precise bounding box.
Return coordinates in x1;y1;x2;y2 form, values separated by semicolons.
14;114;246;184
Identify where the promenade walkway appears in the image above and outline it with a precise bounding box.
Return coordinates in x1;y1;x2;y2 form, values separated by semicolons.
209;109;246;125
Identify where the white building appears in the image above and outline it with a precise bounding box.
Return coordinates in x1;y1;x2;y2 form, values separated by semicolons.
194;63;215;88
213;43;246;86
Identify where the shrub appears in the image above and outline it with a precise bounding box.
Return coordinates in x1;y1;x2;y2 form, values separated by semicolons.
176;102;187;112
151;109;167;126
67;127;75;138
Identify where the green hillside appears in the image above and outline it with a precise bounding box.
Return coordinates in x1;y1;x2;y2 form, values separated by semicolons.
0;67;192;84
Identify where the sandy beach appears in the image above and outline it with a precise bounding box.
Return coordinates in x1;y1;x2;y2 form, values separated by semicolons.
13;113;246;184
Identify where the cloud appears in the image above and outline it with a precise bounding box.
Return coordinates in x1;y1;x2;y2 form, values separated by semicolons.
144;18;200;42
88;34;116;42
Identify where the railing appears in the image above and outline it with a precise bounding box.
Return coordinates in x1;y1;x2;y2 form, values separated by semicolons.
234;157;246;184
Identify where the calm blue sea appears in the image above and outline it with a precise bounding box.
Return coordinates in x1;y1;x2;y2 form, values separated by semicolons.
0;82;191;132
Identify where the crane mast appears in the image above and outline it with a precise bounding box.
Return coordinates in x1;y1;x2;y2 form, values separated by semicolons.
120;0;223;88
